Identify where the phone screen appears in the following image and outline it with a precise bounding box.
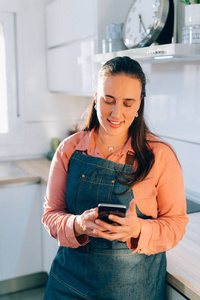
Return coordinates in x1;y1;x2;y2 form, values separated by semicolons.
97;203;126;224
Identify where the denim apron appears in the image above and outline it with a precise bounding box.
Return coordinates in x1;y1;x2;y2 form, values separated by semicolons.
44;151;167;300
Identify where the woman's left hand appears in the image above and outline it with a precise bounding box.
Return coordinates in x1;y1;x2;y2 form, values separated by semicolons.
94;209;141;242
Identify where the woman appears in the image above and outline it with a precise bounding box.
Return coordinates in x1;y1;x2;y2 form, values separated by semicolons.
43;56;188;299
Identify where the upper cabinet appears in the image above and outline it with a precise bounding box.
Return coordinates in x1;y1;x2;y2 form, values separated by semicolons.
45;0;133;96
45;0;96;48
45;0;200;96
45;0;97;95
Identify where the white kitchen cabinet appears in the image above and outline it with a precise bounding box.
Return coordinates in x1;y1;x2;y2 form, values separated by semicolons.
40;184;58;274
45;0;133;95
45;0;97;95
45;0;96;49
0;183;42;281
46;38;95;95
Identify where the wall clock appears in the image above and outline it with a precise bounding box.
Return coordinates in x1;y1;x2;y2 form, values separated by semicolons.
123;0;174;48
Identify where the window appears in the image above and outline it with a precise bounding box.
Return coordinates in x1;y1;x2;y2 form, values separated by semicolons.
0;21;8;133
0;12;23;145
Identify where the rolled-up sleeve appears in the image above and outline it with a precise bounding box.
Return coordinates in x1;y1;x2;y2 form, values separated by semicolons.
42;134;89;248
127;143;189;255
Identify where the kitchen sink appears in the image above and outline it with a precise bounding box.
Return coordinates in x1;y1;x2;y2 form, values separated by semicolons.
0;161;28;178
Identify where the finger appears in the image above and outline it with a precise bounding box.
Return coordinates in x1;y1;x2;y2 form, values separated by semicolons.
108;214;126;226
86;210;98;221
93;229;124;241
126;201;137;217
95;218;123;233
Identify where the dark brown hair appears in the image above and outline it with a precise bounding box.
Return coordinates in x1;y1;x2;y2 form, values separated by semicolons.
82;56;156;190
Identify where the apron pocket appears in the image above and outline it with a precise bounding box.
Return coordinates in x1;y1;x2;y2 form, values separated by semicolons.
77;175;115;214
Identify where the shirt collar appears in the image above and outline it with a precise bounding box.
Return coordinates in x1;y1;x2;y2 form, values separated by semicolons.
74;128;134;156
74;129;95;153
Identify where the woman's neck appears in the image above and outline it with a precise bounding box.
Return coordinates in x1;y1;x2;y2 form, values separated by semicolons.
95;127;129;152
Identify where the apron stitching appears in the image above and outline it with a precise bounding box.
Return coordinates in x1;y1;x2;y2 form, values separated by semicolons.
51;271;89;299
142;257;145;300
71;156;133;173
77;178;84;214
108;184;113;204
82;179;114;186
80;250;133;256
96;178;101;205
85;249;89;298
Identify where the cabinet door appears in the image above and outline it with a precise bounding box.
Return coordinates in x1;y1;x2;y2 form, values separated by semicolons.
40;184;58;274
45;0;96;48
47;38;95;95
0;184;42;281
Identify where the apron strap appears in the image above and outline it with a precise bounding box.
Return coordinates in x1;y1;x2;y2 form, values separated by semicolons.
125;151;135;166
77;149;135;166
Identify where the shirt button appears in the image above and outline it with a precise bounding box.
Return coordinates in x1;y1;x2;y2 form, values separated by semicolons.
82;174;85;178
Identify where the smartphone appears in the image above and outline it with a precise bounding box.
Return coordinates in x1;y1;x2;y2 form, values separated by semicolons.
97;203;126;224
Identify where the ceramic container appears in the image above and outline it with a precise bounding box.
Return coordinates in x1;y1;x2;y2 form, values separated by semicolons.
185;4;200;26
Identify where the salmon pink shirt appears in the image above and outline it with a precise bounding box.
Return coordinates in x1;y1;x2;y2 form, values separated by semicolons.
42;129;189;255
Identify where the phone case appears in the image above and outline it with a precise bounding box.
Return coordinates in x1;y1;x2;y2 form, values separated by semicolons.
97;204;126;224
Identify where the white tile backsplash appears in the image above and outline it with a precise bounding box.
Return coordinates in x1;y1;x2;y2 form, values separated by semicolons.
144;61;200;194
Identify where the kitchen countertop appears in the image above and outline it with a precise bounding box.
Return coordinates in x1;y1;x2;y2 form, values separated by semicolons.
0;159;51;187
166;212;200;300
0;159;199;300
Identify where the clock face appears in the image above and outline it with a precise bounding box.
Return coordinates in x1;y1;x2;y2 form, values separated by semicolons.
123;0;169;48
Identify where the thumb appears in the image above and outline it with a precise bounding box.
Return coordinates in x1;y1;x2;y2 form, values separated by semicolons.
126;200;137;217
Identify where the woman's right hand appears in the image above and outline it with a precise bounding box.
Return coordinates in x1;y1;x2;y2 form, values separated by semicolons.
74;208;104;238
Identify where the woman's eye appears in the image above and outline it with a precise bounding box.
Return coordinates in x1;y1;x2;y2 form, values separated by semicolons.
124;102;133;108
103;97;114;104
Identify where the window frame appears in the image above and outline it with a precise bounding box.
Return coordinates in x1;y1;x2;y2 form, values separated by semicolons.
0;12;24;145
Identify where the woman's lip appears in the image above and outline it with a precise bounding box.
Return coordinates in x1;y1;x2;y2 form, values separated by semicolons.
108;119;123;128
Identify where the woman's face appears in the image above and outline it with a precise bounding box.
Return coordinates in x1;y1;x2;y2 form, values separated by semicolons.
95;73;142;140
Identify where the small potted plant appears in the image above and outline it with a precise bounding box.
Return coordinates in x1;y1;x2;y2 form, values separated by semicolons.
179;0;200;3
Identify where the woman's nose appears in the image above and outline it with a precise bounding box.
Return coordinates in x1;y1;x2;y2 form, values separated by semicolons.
110;103;122;119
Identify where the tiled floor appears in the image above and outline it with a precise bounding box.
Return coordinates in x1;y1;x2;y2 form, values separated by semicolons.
0;286;46;300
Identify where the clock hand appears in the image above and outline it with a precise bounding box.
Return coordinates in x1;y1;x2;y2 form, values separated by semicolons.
139;14;141;33
139;14;146;33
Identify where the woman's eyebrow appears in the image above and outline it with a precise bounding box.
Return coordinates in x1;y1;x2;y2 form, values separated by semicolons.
105;94;115;99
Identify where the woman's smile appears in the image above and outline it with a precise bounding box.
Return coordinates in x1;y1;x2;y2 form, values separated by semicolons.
107;119;124;128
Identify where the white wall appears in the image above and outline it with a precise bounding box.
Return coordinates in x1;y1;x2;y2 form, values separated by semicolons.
143;62;200;194
0;0;91;161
